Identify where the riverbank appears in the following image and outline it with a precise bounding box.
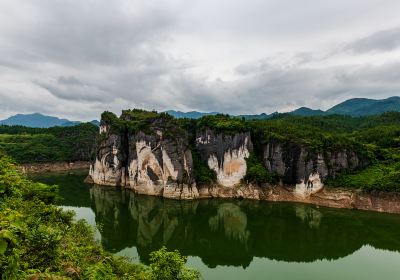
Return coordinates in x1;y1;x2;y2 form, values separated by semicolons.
19;161;90;173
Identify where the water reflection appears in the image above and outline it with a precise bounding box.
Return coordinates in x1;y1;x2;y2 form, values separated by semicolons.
32;171;400;269
89;185;400;268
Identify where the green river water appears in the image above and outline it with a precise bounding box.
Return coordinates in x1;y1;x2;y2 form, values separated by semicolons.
31;170;400;280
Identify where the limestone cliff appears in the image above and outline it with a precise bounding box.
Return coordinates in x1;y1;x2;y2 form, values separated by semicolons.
195;129;252;187
262;141;366;196
89;111;198;199
87;110;368;200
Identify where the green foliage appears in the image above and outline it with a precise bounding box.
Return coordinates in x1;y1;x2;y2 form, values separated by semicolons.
197;114;247;134
101;110;185;139
326;162;400;192
243;153;272;185
149;247;200;280
192;148;217;185
0;123;98;163
0;154;200;279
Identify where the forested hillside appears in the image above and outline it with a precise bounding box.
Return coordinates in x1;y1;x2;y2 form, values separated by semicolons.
0;123;98;163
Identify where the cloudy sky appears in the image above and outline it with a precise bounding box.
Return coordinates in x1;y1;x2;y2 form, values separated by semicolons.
1;0;400;121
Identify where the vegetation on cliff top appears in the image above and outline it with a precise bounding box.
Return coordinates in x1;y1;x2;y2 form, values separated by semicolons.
101;110;186;139
0;152;200;279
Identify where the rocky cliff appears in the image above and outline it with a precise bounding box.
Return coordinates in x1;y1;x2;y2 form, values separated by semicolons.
89;110;198;199
195;129;252;187
87;110;368;200
263;141;366;196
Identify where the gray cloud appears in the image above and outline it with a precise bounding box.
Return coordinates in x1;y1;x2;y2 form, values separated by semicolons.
0;0;400;120
345;27;400;53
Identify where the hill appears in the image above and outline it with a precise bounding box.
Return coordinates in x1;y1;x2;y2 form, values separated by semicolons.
0;113;100;128
327;96;400;116
165;96;400;119
0;113;71;128
290;107;325;116
0;123;98;163
2;96;399;126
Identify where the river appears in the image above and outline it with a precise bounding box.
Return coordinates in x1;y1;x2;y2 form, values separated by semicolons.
30;170;400;280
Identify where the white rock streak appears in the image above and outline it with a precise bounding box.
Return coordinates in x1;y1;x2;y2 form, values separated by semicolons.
295;172;324;197
207;137;250;187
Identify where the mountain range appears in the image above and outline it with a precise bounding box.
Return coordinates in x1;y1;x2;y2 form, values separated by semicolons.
0;96;399;127
167;96;400;119
0;113;99;128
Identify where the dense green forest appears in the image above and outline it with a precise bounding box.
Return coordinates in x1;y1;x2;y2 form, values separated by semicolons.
0;123;98;163
0;153;200;279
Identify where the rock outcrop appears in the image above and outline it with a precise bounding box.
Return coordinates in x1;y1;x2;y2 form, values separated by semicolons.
87;110;367;202
89;112;198;199
89;128;128;186
195;129;252;187
126;131;197;199
263;141;366;196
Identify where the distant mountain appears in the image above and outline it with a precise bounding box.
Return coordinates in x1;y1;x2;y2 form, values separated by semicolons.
166;96;400;119
290;107;325;116
60;121;81;127
326;96;400;116
2;96;398;127
0;113;99;128
0;113;71;128
89;120;100;126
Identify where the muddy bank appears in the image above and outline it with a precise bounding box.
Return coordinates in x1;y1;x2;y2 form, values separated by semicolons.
20;161;90;174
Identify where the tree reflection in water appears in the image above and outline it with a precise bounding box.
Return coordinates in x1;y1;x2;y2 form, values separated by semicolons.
88;185;400;268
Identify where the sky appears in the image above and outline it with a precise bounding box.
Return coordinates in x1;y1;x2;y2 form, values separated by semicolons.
0;0;400;121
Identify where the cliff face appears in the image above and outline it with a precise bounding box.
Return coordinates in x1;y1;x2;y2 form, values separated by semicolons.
90;116;198;199
89;127;128;186
126;130;197;199
195;129;252;187
88;111;367;200
263;141;365;196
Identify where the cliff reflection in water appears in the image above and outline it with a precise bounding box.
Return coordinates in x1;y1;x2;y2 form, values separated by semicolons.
89;185;400;268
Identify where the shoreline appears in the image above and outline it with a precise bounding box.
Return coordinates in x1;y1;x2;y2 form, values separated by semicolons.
19;161;90;174
122;183;400;215
28;165;400;215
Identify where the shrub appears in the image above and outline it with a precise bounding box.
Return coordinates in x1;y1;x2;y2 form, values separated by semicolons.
149;247;200;280
243;152;272;185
